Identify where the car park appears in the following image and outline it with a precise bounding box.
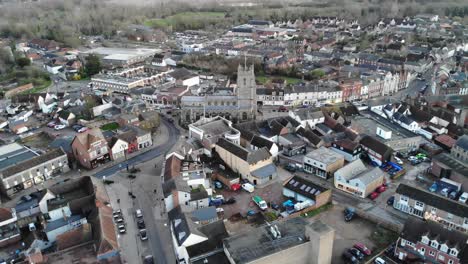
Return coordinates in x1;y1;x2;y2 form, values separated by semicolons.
354;243;372;256
139;229;148;241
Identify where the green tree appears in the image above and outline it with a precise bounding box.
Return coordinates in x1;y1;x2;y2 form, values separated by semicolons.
85;54;102;77
16;57;31;68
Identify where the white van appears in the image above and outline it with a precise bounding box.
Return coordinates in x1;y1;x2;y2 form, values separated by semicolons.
241;183;255;193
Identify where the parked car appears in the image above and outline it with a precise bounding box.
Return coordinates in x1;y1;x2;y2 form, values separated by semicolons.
385;243;396;256
137;219;145;229
135;209;143;218
429;183;438;192
376;185;386;193
143;255;154;264
347;248;364;260
374;257;386;264
342;251;358;264
440;188;450;197
241;183;255;193
271;203;280;210
449;191;459;200
344;207;356;222
230;183;241;191
394;157;403;165
47;121;57;128
118;224;126;234
77;127;88;133
216;207;224;213
224;197;236;205
139;229;148;241
54;124;66;130
369;192;379;200
115;217;124;224
386;196;395;206
214;181;223;189
459;192;468;203
354;243;372;256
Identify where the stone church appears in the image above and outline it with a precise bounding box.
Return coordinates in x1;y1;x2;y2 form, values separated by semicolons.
181;63;257;123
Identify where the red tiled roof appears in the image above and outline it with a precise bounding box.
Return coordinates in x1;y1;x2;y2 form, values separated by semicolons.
0;208;13;222
96;200;118;255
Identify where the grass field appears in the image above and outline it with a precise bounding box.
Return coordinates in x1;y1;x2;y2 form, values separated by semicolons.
22;78;52;94
100;122;120;131
144;12;226;29
256;75;302;85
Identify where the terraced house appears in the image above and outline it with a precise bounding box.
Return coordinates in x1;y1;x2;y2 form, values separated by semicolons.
393;184;468;233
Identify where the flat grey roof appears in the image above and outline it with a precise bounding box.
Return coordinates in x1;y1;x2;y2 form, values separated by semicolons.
223;218;309;264
305;146;344;165
0;143;39;170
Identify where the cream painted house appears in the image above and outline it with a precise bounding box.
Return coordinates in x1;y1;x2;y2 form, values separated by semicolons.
215;138;277;186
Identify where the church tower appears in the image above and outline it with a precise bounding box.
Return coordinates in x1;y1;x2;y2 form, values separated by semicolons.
237;60;257;120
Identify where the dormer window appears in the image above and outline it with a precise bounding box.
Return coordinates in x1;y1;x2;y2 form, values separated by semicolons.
430;241;439;249
440;244;448;253
449;248;458;257
421;236;429;245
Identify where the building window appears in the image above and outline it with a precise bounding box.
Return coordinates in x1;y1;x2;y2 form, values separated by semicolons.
431;241;438;249
429;251;435;257
420;247;425;255
449;249;458;257
448;260;454;264
415;201;424;207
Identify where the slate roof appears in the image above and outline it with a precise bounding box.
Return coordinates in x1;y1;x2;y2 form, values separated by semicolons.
169;206;206;246
455;135;468;151
360;135;393;156
396;183;468;217
1;148;66;178
45;214;84;232
251;164;276;179
216;138;270;165
296;127;322;146
250;135;274;150
283;175;328;200
190;207;217;223
400;217;468;260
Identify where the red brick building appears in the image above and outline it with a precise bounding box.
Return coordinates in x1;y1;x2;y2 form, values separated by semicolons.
395;218;467;264
339;78;362;102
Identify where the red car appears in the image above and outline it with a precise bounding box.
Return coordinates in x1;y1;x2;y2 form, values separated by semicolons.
376;185;386;193
369;191;379;200
354;242;372;256
230;183;241;191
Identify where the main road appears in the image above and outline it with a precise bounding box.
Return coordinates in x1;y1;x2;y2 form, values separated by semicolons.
94;118;180;178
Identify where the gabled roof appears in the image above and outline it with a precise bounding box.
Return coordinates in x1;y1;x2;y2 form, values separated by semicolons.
96;200;118;255
296;127;322;146
216;138;271;165
400;217;468;260
360;135;393;156
455;135;468;151
72;128;105;149
250;135;274;150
